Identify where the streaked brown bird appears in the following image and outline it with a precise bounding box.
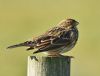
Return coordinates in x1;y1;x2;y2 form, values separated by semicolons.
7;18;79;56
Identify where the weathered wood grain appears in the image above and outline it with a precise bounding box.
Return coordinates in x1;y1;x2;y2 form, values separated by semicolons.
27;56;71;76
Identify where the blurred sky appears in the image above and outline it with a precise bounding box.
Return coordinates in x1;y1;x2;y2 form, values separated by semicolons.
0;0;100;76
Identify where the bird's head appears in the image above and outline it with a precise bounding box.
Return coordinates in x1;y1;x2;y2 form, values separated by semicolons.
58;18;79;28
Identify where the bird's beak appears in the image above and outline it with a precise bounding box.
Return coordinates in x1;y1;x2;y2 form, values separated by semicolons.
76;21;79;25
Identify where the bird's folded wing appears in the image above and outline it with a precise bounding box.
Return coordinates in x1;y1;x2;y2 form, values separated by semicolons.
33;29;72;54
34;27;67;48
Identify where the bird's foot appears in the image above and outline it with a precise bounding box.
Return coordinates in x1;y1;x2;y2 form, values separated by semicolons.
48;54;74;58
59;55;74;58
48;54;61;57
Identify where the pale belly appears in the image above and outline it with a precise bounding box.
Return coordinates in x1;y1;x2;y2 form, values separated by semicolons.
43;42;76;55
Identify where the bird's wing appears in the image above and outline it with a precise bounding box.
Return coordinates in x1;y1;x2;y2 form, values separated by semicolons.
33;28;74;54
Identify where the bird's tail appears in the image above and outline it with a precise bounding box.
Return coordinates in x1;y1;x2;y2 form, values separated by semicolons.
7;41;34;49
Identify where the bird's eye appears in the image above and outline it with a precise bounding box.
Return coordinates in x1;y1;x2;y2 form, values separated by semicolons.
67;22;70;23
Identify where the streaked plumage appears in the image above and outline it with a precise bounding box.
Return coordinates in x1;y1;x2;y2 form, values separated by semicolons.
7;18;79;56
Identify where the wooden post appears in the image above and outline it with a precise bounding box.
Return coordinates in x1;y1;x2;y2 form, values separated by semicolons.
27;56;71;76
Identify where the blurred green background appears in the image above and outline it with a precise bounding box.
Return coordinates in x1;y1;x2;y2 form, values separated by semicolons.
0;0;100;76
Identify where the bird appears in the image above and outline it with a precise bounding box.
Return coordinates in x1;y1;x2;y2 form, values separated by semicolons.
7;18;79;56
